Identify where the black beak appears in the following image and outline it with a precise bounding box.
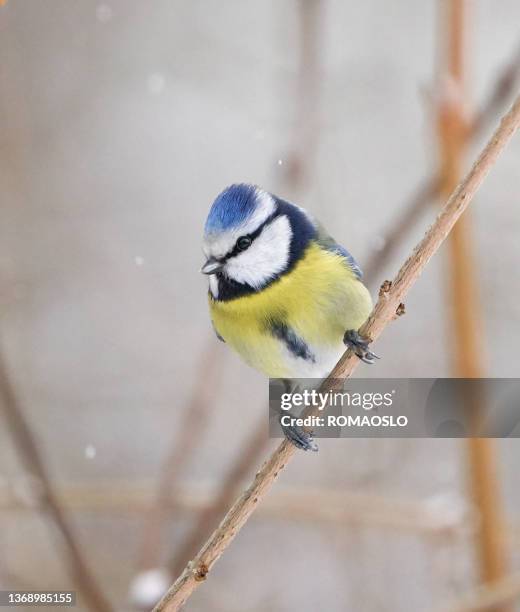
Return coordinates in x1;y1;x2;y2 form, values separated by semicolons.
200;257;224;275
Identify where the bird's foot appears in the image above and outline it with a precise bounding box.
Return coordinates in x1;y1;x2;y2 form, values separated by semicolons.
343;329;380;364
281;420;318;452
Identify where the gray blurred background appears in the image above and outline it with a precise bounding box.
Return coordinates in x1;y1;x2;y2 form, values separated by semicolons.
0;1;519;611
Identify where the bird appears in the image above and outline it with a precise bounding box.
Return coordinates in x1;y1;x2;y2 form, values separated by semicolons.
201;183;377;450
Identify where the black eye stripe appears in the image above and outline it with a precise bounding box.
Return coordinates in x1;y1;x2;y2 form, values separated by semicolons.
223;210;281;261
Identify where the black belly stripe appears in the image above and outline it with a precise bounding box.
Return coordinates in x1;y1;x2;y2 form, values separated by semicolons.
270;322;315;362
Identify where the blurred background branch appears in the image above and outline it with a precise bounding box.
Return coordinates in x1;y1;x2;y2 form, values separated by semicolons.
280;0;325;196
0;348;113;612
167;415;268;580
130;341;224;608
364;38;520;285
438;572;520;612
0;480;474;533
435;0;511;601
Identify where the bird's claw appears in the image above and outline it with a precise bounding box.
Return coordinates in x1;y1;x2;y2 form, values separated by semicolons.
281;421;318;452
343;329;380;365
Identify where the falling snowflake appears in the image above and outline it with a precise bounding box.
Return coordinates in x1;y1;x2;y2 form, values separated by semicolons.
129;568;171;609
134;256;144;266
85;445;97;460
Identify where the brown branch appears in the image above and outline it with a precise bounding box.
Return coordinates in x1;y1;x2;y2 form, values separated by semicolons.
0;349;113;612
152;94;520;612
364;40;520;285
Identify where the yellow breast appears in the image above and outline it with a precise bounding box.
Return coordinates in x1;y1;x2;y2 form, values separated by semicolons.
208;242;372;377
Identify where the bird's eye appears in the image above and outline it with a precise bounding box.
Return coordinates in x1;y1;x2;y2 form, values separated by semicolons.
236;236;252;251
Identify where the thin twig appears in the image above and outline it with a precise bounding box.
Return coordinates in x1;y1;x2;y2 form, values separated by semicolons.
153;94;520;612
364;40;520;284
0;349;113;612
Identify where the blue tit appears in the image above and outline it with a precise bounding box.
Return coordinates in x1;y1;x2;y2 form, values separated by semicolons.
201;183;377;383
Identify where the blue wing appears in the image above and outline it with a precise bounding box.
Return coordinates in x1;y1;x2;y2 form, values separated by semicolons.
314;222;363;279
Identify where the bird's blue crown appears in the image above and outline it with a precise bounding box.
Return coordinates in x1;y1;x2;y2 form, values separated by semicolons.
205;183;259;234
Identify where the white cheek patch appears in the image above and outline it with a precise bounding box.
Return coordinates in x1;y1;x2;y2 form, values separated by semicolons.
225;215;292;288
203;189;276;260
